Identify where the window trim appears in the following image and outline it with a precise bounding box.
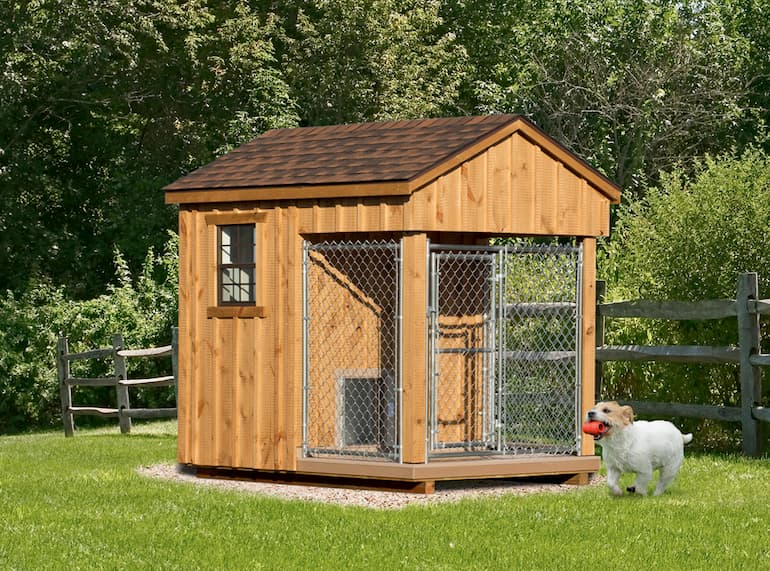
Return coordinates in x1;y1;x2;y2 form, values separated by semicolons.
204;210;268;319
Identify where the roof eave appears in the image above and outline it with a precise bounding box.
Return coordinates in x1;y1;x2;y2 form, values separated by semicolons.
165;180;412;205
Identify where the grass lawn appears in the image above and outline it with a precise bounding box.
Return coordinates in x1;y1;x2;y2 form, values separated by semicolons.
1;421;769;570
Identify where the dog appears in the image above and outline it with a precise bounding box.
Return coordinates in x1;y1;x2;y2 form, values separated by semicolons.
586;401;693;496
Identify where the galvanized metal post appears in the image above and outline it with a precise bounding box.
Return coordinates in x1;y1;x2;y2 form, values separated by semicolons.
428;248;439;455
575;243;585;453
396;240;404;464
301;242;310;456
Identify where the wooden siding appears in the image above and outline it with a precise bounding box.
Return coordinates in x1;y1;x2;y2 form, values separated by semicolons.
177;210;602;471
291;133;611;237
400;234;428;463
580;238;597;457
177;206;303;471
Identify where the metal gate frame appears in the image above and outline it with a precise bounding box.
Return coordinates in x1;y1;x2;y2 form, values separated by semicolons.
428;241;583;458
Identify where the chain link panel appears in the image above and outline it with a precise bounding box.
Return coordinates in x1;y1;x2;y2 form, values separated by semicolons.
500;243;581;455
429;242;581;457
303;240;401;460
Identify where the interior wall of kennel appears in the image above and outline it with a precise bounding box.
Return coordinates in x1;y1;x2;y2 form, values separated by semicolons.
167;118;620;476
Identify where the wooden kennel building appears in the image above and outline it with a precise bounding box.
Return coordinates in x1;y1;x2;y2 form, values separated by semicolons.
164;114;621;492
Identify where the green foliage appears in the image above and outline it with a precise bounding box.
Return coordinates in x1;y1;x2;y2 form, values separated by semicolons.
0;0;297;297
281;0;468;125
599;148;770;446
3;0;770;438
443;0;763;194
0;234;179;433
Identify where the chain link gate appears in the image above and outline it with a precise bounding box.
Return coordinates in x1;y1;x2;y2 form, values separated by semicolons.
302;240;401;461
429;242;582;457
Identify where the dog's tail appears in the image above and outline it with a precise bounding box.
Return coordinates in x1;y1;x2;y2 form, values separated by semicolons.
682;433;693;445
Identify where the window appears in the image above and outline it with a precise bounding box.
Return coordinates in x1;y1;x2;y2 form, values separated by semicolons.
218;224;255;305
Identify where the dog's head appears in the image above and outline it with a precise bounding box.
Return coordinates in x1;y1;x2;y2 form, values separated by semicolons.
585;401;634;441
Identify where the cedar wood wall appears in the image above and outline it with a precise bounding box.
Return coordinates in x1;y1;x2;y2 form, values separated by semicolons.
176;132;607;471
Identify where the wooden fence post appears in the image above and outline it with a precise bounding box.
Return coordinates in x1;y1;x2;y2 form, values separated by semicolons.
113;334;132;434
58;337;75;437
737;273;763;456
595;280;606;401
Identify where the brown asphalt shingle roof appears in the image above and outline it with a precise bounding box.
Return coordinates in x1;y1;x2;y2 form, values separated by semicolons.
164;114;521;191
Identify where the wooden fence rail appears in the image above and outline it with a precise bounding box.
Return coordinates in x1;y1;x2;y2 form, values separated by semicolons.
595;272;767;456
58;328;178;436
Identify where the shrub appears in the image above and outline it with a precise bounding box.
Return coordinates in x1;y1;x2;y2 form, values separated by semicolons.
599;149;770;449
0;232;178;433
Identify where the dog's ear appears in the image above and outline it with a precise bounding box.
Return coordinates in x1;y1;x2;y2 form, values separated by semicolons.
621;405;635;425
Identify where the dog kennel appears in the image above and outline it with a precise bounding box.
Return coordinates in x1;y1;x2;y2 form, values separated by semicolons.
165;114;620;490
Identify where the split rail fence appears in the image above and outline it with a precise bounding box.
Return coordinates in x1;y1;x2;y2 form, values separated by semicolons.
58;328;178;436
595;272;769;456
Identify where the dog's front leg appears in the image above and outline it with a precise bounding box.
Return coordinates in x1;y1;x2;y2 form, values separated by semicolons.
606;467;624;496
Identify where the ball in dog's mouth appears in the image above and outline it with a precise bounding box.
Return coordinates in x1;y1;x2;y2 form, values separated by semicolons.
582;420;609;440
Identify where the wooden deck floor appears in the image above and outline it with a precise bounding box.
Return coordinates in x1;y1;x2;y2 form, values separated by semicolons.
192;452;600;495
296;452;599;482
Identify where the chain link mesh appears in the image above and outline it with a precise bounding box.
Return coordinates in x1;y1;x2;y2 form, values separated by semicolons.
429;242;581;457
500;243;580;455
303;238;580;462
303;240;400;460
430;251;498;453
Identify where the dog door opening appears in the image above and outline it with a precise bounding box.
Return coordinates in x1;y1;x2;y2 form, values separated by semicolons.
338;372;396;450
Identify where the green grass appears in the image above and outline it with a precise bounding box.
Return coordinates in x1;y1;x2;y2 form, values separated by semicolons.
1;422;769;570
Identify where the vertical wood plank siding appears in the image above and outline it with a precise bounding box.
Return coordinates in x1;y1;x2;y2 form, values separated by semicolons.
289;134;609;237
400;234;428;463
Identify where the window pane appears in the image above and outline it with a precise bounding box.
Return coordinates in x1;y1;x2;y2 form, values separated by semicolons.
221;226;234;264
234;226;255;264
218;225;256;305
218;224;256;304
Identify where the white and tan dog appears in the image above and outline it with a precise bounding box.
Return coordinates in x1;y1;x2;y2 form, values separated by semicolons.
586;401;693;496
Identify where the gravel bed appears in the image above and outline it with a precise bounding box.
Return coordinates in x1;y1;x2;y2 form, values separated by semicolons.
138;463;601;509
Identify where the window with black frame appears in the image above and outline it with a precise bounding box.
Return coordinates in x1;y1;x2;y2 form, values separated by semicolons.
218;224;255;305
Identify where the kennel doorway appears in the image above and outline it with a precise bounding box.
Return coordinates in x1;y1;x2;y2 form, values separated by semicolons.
429;242;583;457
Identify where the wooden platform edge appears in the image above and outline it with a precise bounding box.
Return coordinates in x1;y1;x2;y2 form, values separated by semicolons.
189;454;600;495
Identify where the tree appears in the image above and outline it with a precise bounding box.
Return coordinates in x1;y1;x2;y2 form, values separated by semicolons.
278;0;468;125
443;0;759;194
0;1;297;297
